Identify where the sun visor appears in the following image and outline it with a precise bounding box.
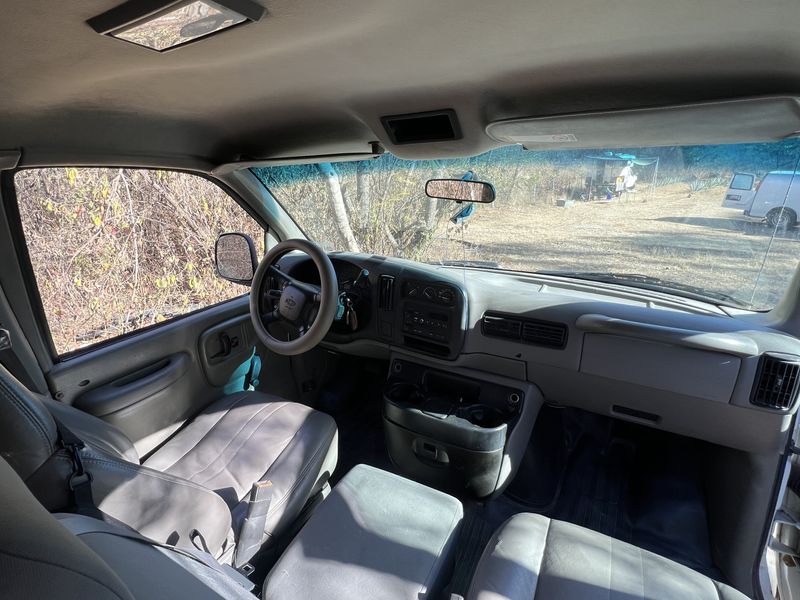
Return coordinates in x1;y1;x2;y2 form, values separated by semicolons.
0;149;21;170
213;143;385;175
486;96;800;150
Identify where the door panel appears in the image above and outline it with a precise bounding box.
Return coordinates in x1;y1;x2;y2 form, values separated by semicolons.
774;453;800;600
7;166;270;457
48;296;258;456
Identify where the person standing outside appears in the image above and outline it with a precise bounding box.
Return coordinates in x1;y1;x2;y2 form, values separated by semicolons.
617;161;636;196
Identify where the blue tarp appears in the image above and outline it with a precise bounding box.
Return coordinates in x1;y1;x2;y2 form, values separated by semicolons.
584;153;659;166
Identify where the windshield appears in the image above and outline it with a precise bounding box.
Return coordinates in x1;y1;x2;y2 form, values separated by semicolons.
252;140;800;310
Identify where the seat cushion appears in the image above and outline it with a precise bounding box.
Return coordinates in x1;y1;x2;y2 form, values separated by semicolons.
144;392;337;543
467;513;748;600
264;464;463;600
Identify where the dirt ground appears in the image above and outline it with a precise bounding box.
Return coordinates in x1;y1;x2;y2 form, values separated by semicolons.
428;184;800;309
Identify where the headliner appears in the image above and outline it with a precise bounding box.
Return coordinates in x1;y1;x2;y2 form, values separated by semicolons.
3;0;800;167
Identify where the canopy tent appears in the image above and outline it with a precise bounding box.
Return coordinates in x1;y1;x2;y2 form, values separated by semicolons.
583;152;660;201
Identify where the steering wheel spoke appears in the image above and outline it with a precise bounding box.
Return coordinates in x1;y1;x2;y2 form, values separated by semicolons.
267;265;320;298
261;308;281;324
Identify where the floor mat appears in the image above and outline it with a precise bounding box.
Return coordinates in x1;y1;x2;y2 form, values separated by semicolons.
445;506;496;597
314;356;393;485
551;435;635;542
500;405;725;582
504;404;574;511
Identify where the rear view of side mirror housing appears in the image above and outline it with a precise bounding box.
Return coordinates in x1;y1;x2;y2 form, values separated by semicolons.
215;232;258;285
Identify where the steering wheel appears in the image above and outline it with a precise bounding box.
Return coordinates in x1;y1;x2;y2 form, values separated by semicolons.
249;239;338;356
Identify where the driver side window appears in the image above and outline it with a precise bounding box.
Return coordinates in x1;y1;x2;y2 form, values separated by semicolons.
14;167;265;356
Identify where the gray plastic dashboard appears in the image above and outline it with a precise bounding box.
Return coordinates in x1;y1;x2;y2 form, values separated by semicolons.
284;253;800;455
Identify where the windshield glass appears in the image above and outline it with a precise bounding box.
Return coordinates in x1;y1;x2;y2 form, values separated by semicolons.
252;140;800;310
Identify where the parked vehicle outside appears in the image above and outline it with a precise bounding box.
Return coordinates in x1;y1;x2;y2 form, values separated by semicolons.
722;170;800;228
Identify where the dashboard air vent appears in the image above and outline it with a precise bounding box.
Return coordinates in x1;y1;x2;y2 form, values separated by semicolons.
379;275;395;310
751;353;800;410
482;315;522;340
482;312;567;349
521;320;568;349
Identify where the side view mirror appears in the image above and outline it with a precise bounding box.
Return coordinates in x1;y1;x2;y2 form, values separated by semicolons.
215;233;258;285
425;179;496;203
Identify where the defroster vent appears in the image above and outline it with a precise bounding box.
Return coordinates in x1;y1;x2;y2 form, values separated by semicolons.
751;353;800;410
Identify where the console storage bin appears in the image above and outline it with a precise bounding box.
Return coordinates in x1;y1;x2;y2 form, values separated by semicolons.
383;359;525;497
264;464;463;600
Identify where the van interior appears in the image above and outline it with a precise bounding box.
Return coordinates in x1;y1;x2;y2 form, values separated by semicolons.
4;1;800;599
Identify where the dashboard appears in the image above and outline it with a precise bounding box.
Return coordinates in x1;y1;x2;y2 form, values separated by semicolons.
276;251;800;456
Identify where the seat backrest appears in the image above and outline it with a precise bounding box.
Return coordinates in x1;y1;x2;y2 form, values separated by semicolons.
0;361;139;478
41;394;139;463
0;361;59;480
0;454;135;600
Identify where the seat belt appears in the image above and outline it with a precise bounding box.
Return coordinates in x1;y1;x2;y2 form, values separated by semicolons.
233;479;273;569
51;416;107;521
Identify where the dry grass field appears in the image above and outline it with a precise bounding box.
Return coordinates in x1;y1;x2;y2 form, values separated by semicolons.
428;183;800;309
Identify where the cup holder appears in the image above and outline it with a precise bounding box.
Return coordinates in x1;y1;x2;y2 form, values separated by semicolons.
385;381;426;406
460;404;506;428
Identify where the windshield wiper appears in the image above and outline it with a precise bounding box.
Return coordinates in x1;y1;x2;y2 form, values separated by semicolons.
430;260;500;269
536;271;749;308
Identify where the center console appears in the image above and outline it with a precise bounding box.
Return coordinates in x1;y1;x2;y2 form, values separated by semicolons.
397;279;465;359
383;358;541;498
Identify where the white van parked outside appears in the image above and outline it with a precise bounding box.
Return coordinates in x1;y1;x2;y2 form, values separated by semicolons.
721;170;800;227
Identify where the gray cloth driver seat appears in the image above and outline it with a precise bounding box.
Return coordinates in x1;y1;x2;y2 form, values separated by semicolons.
0;362;337;559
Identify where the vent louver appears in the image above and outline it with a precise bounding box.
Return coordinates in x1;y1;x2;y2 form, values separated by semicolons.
482;315;522;340
378;275;395;310
482;312;567;349
522;320;568;349
751;353;800;410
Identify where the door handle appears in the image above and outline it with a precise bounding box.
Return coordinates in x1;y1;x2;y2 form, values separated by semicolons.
210;333;232;359
209;332;240;359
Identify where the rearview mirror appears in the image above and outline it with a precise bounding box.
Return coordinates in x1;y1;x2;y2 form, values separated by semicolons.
425;179;495;203
215;233;258;285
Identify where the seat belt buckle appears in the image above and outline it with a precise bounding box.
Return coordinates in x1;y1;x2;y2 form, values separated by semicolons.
68;471;92;490
63;439;90;489
233;479;273;569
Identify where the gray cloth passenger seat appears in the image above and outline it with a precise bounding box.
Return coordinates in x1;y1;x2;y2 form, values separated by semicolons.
466;512;750;600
